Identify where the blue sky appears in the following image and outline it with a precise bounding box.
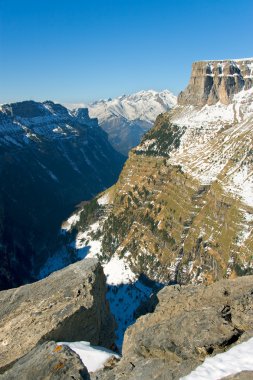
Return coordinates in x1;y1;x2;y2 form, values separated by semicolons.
0;0;252;104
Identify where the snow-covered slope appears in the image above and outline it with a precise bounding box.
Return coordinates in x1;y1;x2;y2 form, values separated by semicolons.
70;90;176;155
138;86;253;208
170;88;253;207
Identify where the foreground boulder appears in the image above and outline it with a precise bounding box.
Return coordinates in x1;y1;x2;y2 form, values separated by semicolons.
92;275;253;379
0;258;115;372
0;341;90;380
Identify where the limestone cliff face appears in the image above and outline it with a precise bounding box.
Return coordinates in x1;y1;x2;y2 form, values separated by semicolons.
0;259;115;372
178;59;253;105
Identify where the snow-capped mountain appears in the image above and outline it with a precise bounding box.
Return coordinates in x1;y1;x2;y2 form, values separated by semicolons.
0;100;125;290
88;89;176;124
71;90;176;155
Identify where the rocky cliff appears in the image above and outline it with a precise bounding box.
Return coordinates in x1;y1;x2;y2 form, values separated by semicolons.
0;100;125;290
92;275;253;380
0;258;115;373
178;59;253;106
66;58;253;287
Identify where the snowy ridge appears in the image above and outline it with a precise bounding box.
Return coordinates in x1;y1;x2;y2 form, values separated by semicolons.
0;100;98;148
87;89;176;124
200;58;253;78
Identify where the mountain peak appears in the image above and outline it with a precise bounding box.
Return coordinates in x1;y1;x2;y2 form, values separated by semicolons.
82;89;176;155
88;89;176;124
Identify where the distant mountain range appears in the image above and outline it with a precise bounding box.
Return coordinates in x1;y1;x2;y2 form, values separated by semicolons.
0;100;125;289
66;90;176;155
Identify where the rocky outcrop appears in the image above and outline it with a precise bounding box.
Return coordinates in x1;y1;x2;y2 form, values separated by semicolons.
178;59;253;105
0;258;116;373
0;342;90;380
92;275;253;380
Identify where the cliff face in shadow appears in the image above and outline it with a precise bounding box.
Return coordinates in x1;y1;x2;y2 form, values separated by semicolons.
0;100;125;290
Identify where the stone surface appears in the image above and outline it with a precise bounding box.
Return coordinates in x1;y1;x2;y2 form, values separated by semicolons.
0;341;90;380
222;371;253;379
92;275;253;380
178;59;253;106
0;258;115;372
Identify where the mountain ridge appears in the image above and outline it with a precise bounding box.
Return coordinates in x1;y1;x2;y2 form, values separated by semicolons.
66;90;176;155
0;100;125;290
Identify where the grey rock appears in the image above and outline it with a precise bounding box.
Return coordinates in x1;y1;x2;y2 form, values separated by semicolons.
93;275;253;380
222;371;253;379
0;258;116;372
178;59;253;106
0;341;90;380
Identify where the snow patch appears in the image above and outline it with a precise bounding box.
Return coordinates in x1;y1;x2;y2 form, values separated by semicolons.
181;337;253;380
64;211;81;231
103;254;137;285
97;193;110;206
57;341;119;372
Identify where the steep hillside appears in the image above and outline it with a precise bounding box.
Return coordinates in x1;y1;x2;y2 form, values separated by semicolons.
0;101;125;290
77;90;176;155
67;58;253;287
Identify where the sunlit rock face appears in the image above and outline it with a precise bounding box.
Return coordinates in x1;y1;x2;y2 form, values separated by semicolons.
178;59;253;106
